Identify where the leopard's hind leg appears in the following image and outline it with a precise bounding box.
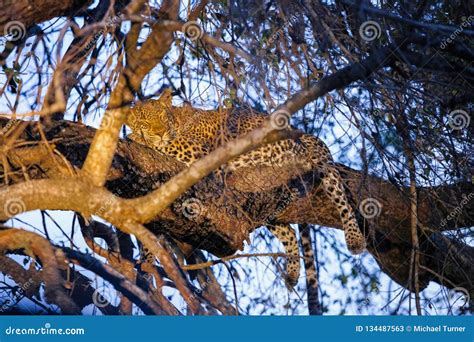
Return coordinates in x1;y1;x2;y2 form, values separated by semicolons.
299;135;366;254
320;165;366;254
267;224;300;288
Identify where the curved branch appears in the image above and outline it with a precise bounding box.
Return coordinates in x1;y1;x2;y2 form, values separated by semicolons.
82;0;179;186
0;228;80;314
61;247;167;315
0;0;92;32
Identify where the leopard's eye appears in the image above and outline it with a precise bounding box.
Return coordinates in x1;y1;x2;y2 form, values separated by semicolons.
138;122;151;130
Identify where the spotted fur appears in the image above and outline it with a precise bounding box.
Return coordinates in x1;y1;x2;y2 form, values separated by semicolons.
268;224;300;288
127;90;366;286
299;225;321;314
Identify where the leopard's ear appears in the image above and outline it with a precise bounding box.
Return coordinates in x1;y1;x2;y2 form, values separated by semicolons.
158;88;173;108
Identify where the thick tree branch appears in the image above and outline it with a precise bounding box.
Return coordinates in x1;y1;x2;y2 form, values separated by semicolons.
61;247;168;315
82;0;179;186
0;0;92;32
1;117;472;298
0;228;80;314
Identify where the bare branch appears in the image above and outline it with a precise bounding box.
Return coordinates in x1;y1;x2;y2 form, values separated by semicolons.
0;228;80;314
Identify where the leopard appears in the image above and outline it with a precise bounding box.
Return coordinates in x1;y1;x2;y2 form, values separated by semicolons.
127;89;366;288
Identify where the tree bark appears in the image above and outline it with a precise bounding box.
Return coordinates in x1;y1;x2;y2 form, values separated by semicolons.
1;117;472;302
0;0;93;32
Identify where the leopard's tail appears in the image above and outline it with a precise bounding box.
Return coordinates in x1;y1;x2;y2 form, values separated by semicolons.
299;225;322;314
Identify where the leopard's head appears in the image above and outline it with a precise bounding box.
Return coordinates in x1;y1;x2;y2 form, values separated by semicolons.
127;89;175;148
